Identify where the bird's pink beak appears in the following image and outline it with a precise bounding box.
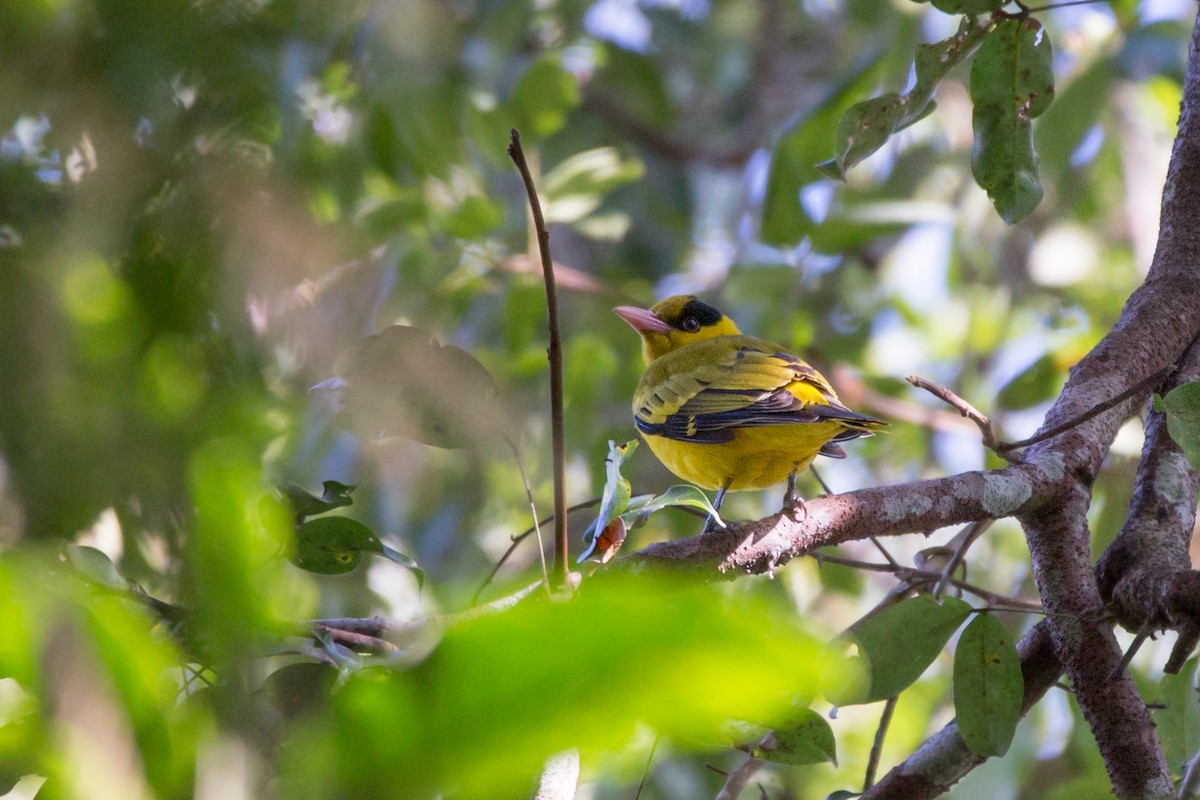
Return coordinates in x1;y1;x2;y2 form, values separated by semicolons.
614;305;672;335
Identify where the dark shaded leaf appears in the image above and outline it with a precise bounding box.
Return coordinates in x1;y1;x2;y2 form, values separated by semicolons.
753;707;837;766
831;595;972;704
292;516;422;585
263;662;339;720
953;612;1022;756
969;17;1055;223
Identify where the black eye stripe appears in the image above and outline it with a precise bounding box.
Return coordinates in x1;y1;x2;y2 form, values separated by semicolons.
679;299;722;328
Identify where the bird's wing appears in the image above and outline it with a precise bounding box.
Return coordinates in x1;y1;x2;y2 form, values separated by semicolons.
634;342;883;444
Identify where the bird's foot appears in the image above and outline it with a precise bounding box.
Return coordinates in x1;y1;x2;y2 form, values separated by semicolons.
782;490;808;522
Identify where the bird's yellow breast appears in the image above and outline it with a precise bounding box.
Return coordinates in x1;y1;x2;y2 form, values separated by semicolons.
638;420;844;491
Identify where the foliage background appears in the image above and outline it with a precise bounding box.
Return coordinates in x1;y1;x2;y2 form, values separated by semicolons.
1;0;1197;798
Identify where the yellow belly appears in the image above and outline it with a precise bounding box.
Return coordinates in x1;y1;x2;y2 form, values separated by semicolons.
641;423;844;491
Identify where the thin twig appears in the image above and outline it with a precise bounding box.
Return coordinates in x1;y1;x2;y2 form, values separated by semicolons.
1108;623;1154;682
634;735;660;800
472;499;600;604
864;698;897;792
811;552;1043;612
508;129;569;588
932;520;993;599
506;436;551;598
998;365;1174;452
715;752;766;800
905;375;1010;460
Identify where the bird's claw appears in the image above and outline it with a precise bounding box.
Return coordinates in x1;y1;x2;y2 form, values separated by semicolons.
782;491;808;522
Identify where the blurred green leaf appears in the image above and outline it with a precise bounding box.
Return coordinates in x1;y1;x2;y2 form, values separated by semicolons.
969;17;1055;223
542;148;643;224
283;481;356;520
66;545;125;589
264;662;339;720
762;58;883;246
919;0;1004;12
309;577;837;797
1153;656;1200;771
1160;382;1200;470
333;325;504;448
953;612;1022;757
593;44;675;128
997;353;1062;410
833;595;972;705
818;18;990;181
752;707;837;766
510;56;580;141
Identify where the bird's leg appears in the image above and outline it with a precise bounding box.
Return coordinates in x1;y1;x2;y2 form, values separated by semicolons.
704;481;730;533
782;469;807;522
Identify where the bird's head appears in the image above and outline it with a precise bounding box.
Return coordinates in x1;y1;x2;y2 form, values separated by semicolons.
614;295;742;363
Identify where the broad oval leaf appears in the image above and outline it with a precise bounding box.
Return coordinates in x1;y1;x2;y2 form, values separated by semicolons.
67;545;125;589
831;595;972;705
953;612;1023;757
753;707;838;767
1160;382;1200;470
292;516;422;585
1153;656;1200;770
969;17;1055;223
332;325;503;449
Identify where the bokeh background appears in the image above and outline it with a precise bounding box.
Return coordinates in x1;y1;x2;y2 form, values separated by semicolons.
1;1;1197;798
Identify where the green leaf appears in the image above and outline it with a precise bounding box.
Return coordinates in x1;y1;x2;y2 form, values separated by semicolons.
624;484;725;529
292;516;422;585
67;545;125;589
263;662;339;720
332;325;503;448
542;148;643;224
753;707;838;766
820;18;990;181
283;481;355;519
1161;382;1200;470
953;612;1023;757
762;59;883;245
510;56;580;141
922;0;1004;12
832;595;972;704
969;17;1055;223
578;440;638;563
1154;657;1200;771
997;353;1062;410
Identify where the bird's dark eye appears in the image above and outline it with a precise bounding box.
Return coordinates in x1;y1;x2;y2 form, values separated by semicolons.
680;316;701;333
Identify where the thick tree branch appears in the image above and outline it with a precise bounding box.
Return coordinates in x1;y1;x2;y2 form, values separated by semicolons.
1097;336;1200;662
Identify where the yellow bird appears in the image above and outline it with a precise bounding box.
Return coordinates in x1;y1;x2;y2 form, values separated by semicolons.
615;295;885;515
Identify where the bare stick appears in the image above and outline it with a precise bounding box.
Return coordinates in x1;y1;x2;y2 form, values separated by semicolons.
634;735;660;800
508;129;569;587
864;697;897;791
998;365;1174;452
715;752;765;800
506;436;551;597
905;375;1009;459
932;519;993;599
